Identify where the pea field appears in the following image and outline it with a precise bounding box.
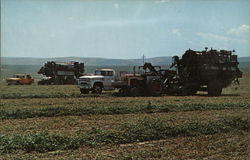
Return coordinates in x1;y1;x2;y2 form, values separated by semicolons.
0;75;249;159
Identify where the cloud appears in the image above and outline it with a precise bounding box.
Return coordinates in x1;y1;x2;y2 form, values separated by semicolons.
82;18;162;28
50;33;56;38
228;25;250;35
171;29;181;37
113;3;119;9
196;32;249;44
155;0;170;3
196;32;228;41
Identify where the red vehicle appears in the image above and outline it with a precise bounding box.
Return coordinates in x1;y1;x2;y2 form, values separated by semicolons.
6;74;35;85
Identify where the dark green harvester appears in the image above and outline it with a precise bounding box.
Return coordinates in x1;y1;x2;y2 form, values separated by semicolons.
166;48;242;96
38;61;84;85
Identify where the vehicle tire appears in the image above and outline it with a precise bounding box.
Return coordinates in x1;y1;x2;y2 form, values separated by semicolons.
80;89;89;94
93;83;103;94
149;79;163;96
15;81;21;85
118;87;130;96
181;87;197;96
207;81;222;96
188;89;197;95
130;87;140;97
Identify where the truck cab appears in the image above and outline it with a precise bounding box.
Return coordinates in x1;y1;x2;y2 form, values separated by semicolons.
77;69;115;94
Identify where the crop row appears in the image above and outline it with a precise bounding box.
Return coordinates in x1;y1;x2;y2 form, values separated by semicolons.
0;116;249;154
0;102;249;120
0;92;98;99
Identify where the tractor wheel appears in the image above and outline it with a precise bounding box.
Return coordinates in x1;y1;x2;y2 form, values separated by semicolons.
207;81;222;96
118;87;130;96
93;84;103;94
27;82;32;85
130;87;140;97
80;89;89;94
149;79;163;96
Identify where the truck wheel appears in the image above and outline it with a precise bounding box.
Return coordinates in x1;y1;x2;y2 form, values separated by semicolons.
15;81;21;85
93;84;102;94
80;89;89;94
149;79;163;96
208;81;222;96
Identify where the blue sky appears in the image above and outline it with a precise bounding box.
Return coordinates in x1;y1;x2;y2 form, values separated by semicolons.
2;0;250;58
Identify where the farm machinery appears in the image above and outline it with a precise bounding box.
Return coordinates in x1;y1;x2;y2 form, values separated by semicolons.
112;48;242;96
112;63;171;96
38;61;84;85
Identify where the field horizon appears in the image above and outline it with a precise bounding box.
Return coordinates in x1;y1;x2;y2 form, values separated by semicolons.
1;56;250;66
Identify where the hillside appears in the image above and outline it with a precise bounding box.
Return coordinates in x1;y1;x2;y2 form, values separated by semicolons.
1;56;249;66
1;56;249;80
1;56;173;66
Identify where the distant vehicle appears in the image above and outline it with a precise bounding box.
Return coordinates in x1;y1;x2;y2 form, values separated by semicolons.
6;74;34;85
77;69;116;94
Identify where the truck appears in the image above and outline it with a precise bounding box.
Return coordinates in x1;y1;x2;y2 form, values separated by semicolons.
112;48;242;96
6;74;34;85
77;68;116;94
38;61;84;85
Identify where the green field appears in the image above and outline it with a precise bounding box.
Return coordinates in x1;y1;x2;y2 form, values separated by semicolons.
0;74;249;159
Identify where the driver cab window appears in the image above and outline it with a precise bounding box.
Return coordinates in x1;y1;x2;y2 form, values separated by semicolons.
95;70;106;76
95;70;113;76
107;71;113;76
101;71;106;76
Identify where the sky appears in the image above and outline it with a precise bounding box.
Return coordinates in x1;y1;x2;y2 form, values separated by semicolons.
1;0;250;58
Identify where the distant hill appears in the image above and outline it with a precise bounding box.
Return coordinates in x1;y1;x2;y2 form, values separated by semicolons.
0;56;249;79
238;57;250;62
1;56;173;66
1;56;249;66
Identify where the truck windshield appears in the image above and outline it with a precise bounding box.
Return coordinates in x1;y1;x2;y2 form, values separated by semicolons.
95;70;113;76
95;70;106;76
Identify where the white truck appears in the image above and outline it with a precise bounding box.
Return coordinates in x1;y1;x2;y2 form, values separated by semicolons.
77;69;116;94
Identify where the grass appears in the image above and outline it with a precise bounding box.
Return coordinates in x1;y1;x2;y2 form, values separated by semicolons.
0;102;249;120
0;116;249;154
